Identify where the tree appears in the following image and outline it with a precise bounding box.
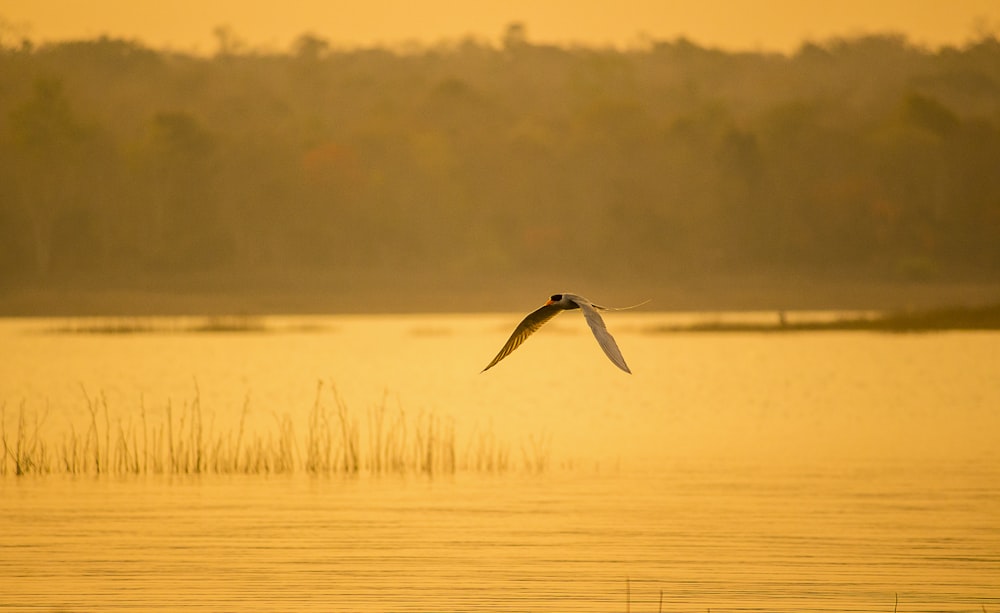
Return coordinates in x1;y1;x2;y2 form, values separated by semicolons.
133;111;224;270
6;78;91;276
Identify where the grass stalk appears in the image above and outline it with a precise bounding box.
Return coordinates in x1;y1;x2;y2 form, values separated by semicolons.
1;402;9;477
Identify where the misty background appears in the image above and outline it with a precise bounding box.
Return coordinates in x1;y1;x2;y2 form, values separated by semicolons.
2;25;999;314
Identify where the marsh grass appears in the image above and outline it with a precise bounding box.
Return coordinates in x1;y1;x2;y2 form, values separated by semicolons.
1;402;51;476
465;428;511;472
1;383;540;477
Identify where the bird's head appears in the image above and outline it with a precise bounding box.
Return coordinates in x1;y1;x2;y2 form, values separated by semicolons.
544;293;579;309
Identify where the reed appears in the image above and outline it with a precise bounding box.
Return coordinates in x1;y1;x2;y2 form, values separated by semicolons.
465;422;514;472
303;383;460;476
2;402;52;476
1;385;548;477
520;432;552;474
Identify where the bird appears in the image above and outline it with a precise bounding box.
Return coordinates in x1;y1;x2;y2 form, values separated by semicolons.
482;293;645;374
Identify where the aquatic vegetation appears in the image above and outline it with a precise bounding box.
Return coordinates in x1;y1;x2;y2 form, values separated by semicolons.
1;402;51;476
1;384;538;477
650;303;1000;333
39;316;327;335
304;384;460;476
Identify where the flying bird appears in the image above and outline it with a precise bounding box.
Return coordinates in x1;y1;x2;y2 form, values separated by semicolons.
483;293;644;374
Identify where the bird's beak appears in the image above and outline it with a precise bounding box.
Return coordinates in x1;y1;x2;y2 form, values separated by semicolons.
544;299;555;306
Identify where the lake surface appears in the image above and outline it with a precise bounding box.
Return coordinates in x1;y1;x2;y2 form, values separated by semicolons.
1;313;998;611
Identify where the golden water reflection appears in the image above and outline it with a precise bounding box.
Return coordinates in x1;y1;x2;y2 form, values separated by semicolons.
1;315;998;611
3;466;998;611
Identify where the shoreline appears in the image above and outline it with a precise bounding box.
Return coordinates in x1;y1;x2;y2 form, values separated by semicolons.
2;278;999;318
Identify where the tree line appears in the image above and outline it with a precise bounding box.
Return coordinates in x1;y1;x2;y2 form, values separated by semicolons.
2;27;999;307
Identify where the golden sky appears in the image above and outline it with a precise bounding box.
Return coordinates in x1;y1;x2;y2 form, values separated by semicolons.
2;0;999;54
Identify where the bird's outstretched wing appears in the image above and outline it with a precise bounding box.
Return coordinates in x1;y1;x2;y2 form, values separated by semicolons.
482;303;562;372
578;301;631;373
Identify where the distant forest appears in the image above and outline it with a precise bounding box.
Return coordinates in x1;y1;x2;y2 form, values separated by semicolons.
2;26;999;312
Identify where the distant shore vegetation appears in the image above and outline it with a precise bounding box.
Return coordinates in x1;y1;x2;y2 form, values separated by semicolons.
2;28;999;313
651;303;1000;333
39;315;321;334
31;303;1000;335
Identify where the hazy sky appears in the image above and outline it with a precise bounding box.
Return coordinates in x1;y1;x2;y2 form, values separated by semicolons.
2;0;999;54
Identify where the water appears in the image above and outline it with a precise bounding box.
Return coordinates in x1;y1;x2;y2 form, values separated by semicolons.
2;314;999;611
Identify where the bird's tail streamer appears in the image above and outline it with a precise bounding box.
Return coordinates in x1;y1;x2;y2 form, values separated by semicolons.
594;299;651;311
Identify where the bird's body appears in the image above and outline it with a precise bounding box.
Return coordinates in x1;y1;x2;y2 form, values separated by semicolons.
482;293;638;374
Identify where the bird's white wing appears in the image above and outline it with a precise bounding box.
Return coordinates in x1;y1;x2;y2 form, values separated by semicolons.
577;300;632;374
482;303;562;372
